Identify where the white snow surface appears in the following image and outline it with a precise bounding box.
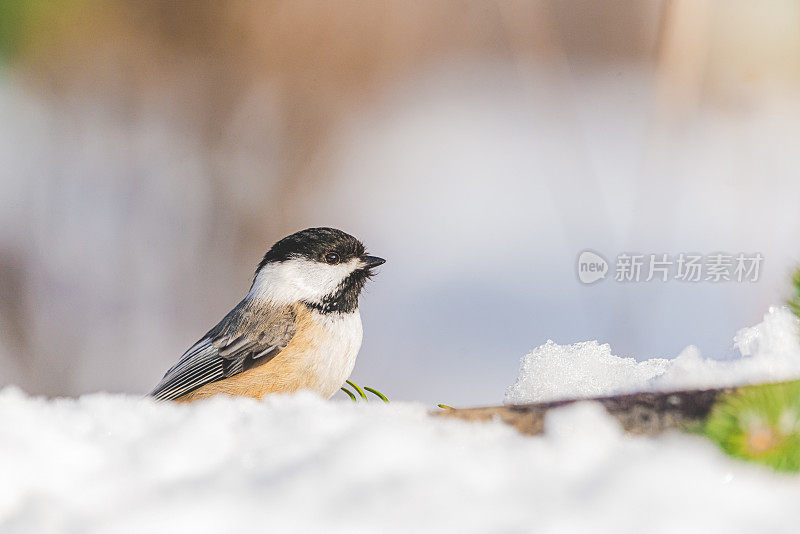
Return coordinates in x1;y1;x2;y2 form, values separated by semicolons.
505;306;800;404
2;389;800;534
2;306;800;533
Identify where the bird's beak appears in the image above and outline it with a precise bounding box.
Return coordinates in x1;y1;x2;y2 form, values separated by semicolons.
362;255;386;268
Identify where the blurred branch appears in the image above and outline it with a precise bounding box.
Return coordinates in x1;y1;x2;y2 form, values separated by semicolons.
435;384;735;436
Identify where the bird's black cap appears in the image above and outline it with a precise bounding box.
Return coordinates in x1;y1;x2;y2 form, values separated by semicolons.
257;228;366;271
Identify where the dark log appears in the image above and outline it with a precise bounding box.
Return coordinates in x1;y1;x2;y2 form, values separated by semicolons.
433;385;741;436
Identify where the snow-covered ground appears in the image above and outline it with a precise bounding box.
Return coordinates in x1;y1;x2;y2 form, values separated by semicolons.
1;308;799;533
3;390;800;534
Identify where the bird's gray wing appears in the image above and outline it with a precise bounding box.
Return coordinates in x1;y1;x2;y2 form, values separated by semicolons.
150;301;296;401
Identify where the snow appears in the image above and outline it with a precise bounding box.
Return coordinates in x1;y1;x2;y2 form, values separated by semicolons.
505;306;800;404
1;388;800;533
2;307;800;533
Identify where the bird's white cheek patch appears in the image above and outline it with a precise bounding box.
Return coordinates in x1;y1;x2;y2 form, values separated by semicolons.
250;258;362;305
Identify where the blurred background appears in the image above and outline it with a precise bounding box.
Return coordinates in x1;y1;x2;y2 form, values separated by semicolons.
1;0;800;406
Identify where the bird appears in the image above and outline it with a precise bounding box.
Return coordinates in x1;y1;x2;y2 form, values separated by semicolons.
150;227;385;402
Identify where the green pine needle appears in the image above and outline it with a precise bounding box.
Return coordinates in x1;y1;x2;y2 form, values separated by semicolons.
363;386;389;403
437;404;455;410
704;381;800;472
788;268;800;320
346;380;368;400
340;381;389;403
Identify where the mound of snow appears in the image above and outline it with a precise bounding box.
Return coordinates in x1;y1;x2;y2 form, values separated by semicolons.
505;306;800;404
1;389;800;533
3;306;800;532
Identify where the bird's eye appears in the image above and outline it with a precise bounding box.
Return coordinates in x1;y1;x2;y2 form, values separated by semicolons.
324;252;340;265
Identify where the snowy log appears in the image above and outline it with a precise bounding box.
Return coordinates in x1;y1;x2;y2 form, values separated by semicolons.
435;385;742;435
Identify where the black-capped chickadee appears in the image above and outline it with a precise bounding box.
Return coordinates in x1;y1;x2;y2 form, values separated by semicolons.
150;227;385;402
